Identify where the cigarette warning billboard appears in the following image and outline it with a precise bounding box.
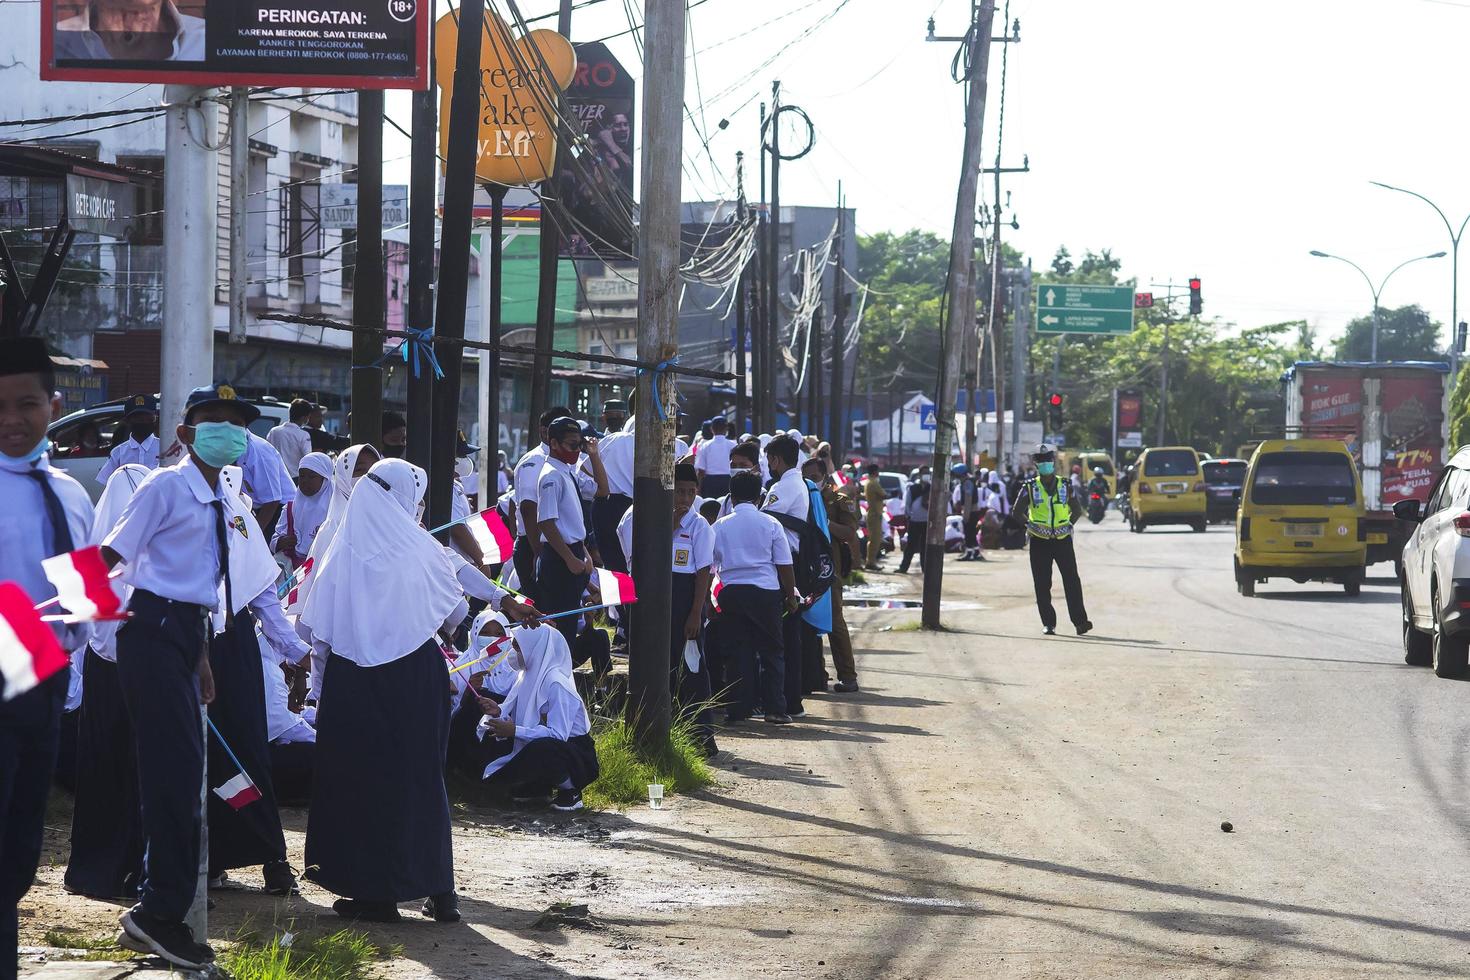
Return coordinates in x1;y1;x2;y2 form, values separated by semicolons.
41;0;430;89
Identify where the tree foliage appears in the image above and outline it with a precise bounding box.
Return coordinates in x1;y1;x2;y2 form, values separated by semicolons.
1332;304;1442;361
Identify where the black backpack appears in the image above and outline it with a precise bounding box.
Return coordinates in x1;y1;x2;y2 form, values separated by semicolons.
770;483;837;599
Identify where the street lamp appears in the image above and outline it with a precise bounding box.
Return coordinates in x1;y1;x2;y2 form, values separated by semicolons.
1370;181;1470;380
1308;249;1447;361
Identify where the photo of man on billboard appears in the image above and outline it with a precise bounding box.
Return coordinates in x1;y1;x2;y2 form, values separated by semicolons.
53;0;205;62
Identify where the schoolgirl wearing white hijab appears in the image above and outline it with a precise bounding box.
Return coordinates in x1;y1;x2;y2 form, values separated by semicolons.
477;626;598;812
65;463;151;899
272;450;333;564
300;458;464;924
446;609;514;779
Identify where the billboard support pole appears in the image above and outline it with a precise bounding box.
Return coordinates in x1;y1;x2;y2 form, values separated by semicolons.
227;88;248;345
350;90;385;451
528;0;575;443
430;0;486;533
407;49;439;474
486;184;507;506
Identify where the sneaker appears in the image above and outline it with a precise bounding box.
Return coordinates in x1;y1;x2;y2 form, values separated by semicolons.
973;553;988;561
765;713;793;725
422;891;462;923
789;709;806;718
551;788;585;812
206;871;229;889
750;709;765;719
120;908;215;970
262;860;299;896
1076;621;1093;636
832;680;860;693
1043;626;1056;635
332;899;402;923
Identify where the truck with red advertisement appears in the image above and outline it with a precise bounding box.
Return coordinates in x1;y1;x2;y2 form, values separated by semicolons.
1283;361;1450;567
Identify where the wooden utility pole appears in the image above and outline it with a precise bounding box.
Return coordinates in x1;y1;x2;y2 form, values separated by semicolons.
529;0;575;443
628;0;685;749
922;0;997;630
735;152;749;434
407;59;437;473
350;90;385;450
429;0;485;531
827;186;846;458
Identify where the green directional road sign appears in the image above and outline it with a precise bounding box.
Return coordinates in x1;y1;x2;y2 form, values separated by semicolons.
1035;284;1136;335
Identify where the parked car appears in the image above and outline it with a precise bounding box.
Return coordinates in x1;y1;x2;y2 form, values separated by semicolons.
1398;445;1470;676
1202;458;1247;523
49;395;291;501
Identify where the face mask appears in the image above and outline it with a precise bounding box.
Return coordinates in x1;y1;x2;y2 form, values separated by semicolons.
129;422;154;442
455;457;474;480
190;422;248;468
474;634;503;654
12;436;49;464
1037;461;1056;476
382;444;404;459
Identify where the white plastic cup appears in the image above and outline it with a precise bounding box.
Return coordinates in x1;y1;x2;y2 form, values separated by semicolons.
648;783;665;809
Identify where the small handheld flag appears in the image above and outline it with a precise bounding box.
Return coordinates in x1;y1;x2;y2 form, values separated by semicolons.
594;568;638;606
464;509;514;565
449;635;513;676
277;556;313;600
0;582;68;701
40;546;125;621
206;715;261;809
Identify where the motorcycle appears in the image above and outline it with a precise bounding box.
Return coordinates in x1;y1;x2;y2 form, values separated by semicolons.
1116;491;1132;523
1087;492;1106;524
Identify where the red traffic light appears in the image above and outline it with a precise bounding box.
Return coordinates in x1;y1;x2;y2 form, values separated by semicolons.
1188;278;1201;291
1049;393;1064;407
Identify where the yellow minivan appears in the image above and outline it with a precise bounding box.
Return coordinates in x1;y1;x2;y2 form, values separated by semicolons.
1233;439;1366;597
1061;450;1117;497
1128;446;1207;533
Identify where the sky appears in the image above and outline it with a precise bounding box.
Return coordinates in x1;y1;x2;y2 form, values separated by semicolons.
385;0;1470;346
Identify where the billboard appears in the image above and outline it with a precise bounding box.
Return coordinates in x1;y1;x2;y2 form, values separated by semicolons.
41;0;430;89
560;41;635;258
1380;374;1445;502
320;183;408;230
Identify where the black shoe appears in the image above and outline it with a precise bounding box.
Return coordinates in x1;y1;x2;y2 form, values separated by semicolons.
262;860;299;896
120;908;215;970
334;899;402;923
422;891;461;923
722;714;748;726
1076;621;1093;636
832;681;860;693
789;708;806;718
1043;626;1056;635
551;787;585;811
765;713;792;725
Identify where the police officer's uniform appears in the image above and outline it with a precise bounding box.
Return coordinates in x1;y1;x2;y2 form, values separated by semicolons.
1017;444;1092;635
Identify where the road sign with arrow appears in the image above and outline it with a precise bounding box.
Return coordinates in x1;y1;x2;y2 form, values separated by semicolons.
1035;284;1136;335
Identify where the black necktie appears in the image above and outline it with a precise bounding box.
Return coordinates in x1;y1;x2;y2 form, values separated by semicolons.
213;500;234;627
28;469;75;556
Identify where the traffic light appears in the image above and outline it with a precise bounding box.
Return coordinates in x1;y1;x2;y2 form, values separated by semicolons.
1047;392;1065;431
1188;277;1202;316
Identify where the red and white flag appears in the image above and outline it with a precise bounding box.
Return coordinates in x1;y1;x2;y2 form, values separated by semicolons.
710;573;725;613
213;771;262;810
595;567;638;606
0;582;68;701
465;509;514;565
280;556;314;614
40;546;125;622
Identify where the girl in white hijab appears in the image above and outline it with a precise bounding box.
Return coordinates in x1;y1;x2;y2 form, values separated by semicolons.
65;462;151;899
272;450;333;564
301;458;464;925
476;626;598;811
446;609;513;778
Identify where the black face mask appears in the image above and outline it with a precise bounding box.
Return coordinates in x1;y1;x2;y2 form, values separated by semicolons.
129;421;154;442
381;443;404;458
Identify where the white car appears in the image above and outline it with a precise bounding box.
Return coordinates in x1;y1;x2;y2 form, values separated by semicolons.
49;396;291;502
1398;447;1470;677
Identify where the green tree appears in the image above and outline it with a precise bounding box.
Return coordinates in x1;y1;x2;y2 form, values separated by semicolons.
1332;304;1443;361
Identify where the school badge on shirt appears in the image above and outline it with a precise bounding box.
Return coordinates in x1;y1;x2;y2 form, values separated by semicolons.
230;515;250;538
674;548;691;567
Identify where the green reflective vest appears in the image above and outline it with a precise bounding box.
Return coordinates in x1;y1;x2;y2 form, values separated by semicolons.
1026;478;1073;539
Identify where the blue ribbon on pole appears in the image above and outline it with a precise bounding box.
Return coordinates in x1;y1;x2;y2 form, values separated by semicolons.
354;326;444;380
638;356;680;421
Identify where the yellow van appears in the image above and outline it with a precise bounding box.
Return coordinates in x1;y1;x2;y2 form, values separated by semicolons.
1061;450;1117;497
1128;446;1207;533
1233;439;1366;597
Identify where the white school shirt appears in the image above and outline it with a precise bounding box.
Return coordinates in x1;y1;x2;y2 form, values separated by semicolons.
600;417;692;497
512;443;549;534
713;502;792;590
616;504;714;574
696;434;734;476
477;682;589;747
535;455;586;545
96;433;159;485
239;431;295;507
762;467;810;553
258;627;316;744
448;480;473;561
0;451;95;649
265;421;312;477
102;455;228;609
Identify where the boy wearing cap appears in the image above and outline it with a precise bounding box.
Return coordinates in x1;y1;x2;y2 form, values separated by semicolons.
97;393;160;484
0;338;96;978
97;383;260;969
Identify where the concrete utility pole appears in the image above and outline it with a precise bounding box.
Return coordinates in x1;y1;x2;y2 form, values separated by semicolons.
161;85;216;938
765;82;782;434
922;0;996;630
1010;259;1030;462
628;0;685;749
430;0;486;530
227;88;248;346
407;52;438;473
828;186;846;459
350;90;385;451
735;152;750;434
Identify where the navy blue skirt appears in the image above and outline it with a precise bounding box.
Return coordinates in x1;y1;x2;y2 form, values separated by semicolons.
304;639;453;902
64;649;142;898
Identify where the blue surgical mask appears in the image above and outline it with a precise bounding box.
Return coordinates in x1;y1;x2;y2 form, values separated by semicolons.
6;436;50;466
1037;461;1056;476
475;634;500;654
190;422;248;468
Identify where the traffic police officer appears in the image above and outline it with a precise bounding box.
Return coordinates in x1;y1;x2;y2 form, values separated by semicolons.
1015;444;1093;636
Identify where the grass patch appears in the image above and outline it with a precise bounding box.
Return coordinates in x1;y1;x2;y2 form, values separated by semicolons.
843;569;867;587
222;929;397;980
584;712;714;809
43;928;138;960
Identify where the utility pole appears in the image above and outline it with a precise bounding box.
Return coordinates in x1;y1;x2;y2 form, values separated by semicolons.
828;186;846;458
628;0;685;750
485;185;507;503
922;0;996;630
350;90;385;450
227;88;248;347
1156;319;1171;446
755;103;769;433
528;0;575;438
765;82;782;431
808;294;822;433
1010;258;1030;461
430;0;486;530
734;152;749;434
407;49;439;473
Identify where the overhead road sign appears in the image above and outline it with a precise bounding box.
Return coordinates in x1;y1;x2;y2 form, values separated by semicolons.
1036;284;1136;335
